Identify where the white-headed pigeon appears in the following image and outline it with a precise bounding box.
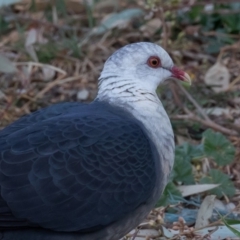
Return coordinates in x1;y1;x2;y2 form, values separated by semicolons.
0;42;191;240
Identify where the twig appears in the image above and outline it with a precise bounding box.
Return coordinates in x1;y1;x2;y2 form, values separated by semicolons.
171;114;239;136
181;51;216;63
198;226;219;240
34;75;81;100
175;79;240;136
19;75;82;114
15;62;67;76
176;82;211;121
227;123;240;133
169;82;183;108
225;75;240;92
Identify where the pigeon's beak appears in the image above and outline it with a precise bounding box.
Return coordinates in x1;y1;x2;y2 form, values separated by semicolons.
170;66;191;85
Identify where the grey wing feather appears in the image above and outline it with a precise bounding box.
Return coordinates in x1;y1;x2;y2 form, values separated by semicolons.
0;102;156;232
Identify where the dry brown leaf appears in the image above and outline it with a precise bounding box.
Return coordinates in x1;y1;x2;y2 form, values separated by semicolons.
42;66;55;81
94;0;118;12
0;90;6;100
0;54;17;73
25;28;48;62
204;62;230;93
140;18;162;37
177;184;219;197
25;28;38;47
234;117;240;126
195;195;216;229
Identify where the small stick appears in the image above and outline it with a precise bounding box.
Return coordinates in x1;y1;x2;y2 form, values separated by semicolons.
171;114;239;136
15;62;67;76
176;82;211;121
34;75;81;100
175;82;240;136
225;75;240;92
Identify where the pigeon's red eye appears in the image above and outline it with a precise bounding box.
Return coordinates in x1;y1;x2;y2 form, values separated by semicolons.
147;56;161;68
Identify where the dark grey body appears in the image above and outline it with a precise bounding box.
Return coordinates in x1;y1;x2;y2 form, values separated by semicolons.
0;101;164;240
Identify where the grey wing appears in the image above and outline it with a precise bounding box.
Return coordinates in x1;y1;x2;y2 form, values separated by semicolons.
0;102;82;135
0;104;157;232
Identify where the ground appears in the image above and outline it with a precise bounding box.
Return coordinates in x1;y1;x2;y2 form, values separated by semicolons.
0;0;240;239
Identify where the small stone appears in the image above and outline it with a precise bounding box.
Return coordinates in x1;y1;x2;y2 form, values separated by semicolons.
77;89;89;100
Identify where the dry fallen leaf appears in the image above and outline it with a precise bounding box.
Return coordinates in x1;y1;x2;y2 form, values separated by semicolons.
0;54;17;73
195;195;216;229
177;184;219;197
25;28;48;62
204;62;230;93
42;66;55;81
140;18;162;37
195;224;240;239
94;0;119;12
0;90;6;100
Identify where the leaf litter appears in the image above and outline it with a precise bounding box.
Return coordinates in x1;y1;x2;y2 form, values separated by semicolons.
0;0;240;239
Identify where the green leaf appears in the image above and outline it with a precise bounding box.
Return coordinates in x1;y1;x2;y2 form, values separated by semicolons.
224;219;240;225
200;169;235;198
62;36;82;59
187;6;203;22
221;15;240;33
205;39;225;54
36;43;58;63
203;129;235;166
0;16;9;35
218;213;240;237
56;0;67;18
173;143;203;184
157;182;182;206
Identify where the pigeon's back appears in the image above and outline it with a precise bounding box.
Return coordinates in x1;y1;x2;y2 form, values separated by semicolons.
0;101;159;240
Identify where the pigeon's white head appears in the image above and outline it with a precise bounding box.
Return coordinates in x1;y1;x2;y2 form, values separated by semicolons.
97;42;191;102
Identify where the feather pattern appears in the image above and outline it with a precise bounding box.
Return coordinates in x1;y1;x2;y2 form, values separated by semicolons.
0;101;157;232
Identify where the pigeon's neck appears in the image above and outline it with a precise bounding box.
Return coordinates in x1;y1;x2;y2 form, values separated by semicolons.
96;76;175;189
125;94;175;192
97;74;158;104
